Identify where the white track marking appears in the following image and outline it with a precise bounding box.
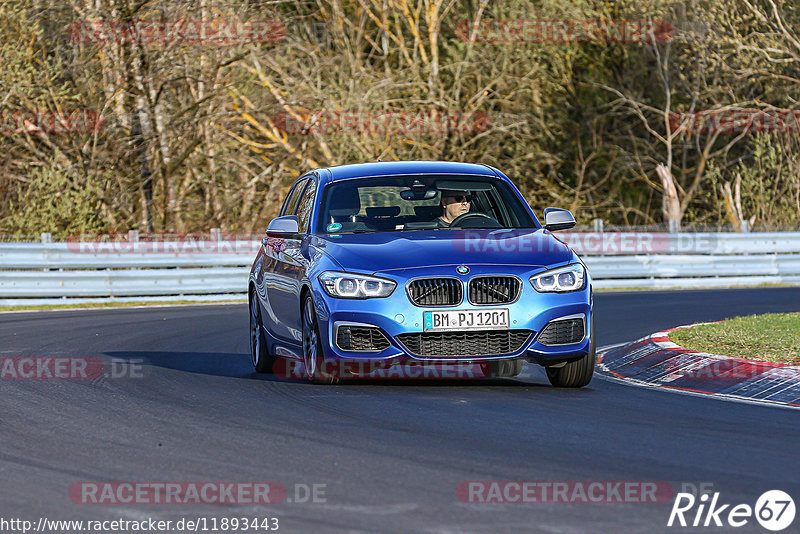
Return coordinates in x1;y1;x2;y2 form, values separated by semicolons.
595;345;800;411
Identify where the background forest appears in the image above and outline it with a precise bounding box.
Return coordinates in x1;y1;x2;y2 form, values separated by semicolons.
1;0;799;235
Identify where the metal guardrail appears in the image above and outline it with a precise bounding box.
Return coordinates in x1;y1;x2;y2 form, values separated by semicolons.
1;233;799;305
0;242;258;269
0;268;250;297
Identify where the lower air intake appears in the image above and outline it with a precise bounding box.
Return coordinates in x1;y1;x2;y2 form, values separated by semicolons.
537;318;585;346
396;330;532;358
336;326;390;352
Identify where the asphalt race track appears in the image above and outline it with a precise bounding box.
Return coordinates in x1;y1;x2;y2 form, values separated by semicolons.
2;287;799;533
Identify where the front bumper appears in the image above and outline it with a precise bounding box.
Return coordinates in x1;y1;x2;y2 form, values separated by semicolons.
311;265;592;367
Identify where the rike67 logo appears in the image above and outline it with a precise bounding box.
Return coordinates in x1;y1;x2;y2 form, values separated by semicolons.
668;489;795;531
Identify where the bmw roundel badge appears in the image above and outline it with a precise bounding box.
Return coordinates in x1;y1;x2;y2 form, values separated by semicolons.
456;265;470;275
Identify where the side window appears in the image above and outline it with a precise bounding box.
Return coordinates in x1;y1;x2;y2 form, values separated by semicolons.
280;179;307;216
296;179;317;232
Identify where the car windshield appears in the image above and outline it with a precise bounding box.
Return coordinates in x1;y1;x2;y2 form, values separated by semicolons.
316;175;537;234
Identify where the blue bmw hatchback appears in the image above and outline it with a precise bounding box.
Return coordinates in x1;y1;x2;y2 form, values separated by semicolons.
249;161;594;387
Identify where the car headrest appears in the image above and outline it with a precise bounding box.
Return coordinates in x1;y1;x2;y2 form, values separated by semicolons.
413;205;443;219
329;208;358;223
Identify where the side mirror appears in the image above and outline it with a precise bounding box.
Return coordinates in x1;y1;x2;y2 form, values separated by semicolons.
267;215;300;236
543;208;576;231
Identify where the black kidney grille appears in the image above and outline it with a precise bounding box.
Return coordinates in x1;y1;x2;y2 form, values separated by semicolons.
396;330;532;358
537;318;585;346
468;276;521;305
407;278;462;306
336;326;390;352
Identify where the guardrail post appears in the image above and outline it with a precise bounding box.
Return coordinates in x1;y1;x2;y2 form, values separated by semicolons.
40;232;51;244
593;219;604;233
741;220;750;233
128;230;139;242
668;220;680;234
211;228;221;242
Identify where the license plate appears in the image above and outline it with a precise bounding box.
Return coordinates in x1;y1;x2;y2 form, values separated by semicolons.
423;309;510;332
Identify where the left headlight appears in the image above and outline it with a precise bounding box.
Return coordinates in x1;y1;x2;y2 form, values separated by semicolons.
530;264;586;293
319;271;397;299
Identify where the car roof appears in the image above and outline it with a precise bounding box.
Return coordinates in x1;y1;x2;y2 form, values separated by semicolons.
315;161;501;187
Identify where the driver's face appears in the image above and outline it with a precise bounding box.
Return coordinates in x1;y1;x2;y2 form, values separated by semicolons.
442;194;471;221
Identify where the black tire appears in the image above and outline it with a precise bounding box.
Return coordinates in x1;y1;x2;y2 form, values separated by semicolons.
302;294;339;385
488;359;524;378
545;322;595;388
250;291;276;373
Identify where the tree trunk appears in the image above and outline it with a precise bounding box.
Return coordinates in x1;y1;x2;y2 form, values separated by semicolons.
656;163;681;231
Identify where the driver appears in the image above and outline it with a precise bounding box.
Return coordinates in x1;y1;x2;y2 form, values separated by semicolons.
436;190;472;227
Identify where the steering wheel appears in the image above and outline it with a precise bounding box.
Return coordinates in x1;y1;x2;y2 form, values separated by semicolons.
449;212;502;229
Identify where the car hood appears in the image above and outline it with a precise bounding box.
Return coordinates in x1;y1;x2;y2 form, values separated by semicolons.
313;229;572;274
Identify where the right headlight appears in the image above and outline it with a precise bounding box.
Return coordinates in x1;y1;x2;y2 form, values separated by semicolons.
530;264;586;293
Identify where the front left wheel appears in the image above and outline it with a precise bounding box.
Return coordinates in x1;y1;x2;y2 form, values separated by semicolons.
545;319;595;388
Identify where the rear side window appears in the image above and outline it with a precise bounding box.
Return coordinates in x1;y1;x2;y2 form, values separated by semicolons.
296;179;317;232
281;178;308;216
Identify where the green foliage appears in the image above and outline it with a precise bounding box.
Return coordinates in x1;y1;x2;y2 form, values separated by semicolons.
735;135;800;228
5;163;108;235
1;0;800;234
669;313;800;365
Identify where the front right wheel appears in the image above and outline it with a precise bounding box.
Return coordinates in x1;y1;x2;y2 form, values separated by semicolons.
250;292;275;373
302;294;339;385
488;359;524;378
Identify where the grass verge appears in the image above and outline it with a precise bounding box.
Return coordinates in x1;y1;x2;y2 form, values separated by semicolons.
669;313;800;365
0;300;245;312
